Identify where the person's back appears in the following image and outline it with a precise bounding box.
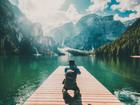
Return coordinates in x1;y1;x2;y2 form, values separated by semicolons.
62;60;81;100
65;66;80;81
64;69;77;89
63;60;81;90
65;60;80;75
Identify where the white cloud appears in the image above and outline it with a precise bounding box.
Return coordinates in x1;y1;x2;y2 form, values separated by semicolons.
114;12;140;22
112;0;140;21
112;0;140;12
18;0;82;34
18;0;66;33
87;0;111;13
66;4;82;24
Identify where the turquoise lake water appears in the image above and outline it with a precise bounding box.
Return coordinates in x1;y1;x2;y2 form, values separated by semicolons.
0;56;140;105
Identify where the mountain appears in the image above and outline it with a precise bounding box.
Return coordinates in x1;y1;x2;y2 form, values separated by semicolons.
0;0;56;56
47;22;76;47
65;14;126;50
123;19;136;27
95;18;140;57
0;0;36;55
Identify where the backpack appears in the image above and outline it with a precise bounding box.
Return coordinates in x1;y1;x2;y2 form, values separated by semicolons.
64;69;77;89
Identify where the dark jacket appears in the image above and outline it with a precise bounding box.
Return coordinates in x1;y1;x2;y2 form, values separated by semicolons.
65;66;81;81
63;66;81;89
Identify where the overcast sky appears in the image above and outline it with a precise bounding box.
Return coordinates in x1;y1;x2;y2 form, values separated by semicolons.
9;0;140;33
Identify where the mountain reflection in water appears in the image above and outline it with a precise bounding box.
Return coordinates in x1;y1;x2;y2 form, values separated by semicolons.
0;56;140;105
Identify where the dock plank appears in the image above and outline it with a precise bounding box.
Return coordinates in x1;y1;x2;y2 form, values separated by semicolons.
24;66;122;105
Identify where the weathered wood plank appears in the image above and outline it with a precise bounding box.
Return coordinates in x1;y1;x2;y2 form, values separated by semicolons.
24;66;122;105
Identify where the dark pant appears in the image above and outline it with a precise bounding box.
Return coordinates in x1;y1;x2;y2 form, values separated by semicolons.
63;83;80;93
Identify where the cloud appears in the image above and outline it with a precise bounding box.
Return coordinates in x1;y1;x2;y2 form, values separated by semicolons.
114;13;139;22
112;0;140;21
66;4;82;24
112;0;140;12
18;0;82;33
87;0;111;13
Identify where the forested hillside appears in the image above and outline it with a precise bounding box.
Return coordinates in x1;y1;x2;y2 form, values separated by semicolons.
95;18;140;57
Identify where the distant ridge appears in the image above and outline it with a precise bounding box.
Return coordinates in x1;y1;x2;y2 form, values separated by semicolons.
65;14;126;50
95;18;140;57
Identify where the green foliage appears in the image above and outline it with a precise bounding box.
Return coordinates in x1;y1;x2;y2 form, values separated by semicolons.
0;0;57;56
95;18;140;57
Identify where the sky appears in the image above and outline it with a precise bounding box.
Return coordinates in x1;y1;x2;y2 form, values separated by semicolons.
9;0;140;34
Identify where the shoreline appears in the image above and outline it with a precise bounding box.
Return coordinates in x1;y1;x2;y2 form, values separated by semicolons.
130;56;140;58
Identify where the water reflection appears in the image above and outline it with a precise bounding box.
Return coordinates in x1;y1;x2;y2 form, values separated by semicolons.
0;56;60;105
0;56;140;105
97;57;140;91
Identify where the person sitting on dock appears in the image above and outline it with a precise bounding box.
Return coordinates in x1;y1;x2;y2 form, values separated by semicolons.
62;60;81;98
65;60;81;75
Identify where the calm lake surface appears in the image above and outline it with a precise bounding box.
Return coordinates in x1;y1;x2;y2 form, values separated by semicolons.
0;56;140;105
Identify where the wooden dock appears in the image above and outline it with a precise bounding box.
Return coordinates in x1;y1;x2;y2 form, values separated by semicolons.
24;66;122;105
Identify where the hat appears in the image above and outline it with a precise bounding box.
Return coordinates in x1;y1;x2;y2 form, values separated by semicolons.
69;60;75;66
